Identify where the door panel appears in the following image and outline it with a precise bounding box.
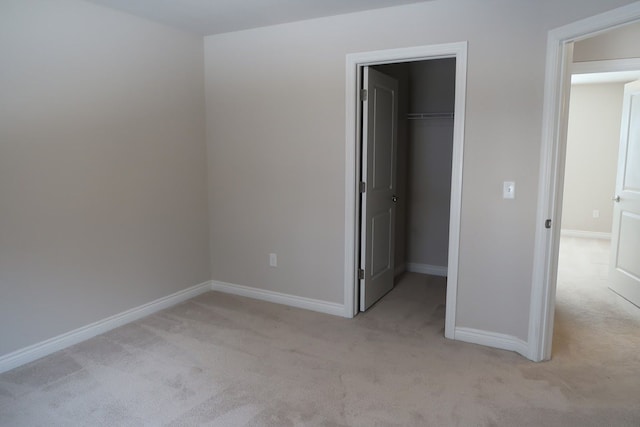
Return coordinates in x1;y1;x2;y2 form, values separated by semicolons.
616;212;640;279
610;80;640;308
622;93;640;190
371;209;392;278
360;67;398;311
372;87;394;191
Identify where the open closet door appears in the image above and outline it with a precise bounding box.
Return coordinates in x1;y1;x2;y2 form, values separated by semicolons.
359;67;398;311
609;79;640;308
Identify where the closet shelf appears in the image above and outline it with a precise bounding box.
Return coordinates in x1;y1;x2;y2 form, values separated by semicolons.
407;112;454;120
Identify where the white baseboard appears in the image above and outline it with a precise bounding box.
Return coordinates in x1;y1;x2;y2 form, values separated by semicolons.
454;327;528;358
211;280;345;317
0;278;532;374
406;263;448;277
0;281;212;374
561;229;611;240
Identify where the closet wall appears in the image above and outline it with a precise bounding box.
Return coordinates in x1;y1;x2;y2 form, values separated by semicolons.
406;59;455;273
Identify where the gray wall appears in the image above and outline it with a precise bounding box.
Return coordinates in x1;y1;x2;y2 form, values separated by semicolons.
406;59;455;270
204;0;636;341
0;0;210;355
574;20;640;62
561;83;625;234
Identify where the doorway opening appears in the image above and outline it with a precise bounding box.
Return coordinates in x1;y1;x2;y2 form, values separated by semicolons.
530;2;640;361
358;59;454;312
554;66;640;356
343;43;467;341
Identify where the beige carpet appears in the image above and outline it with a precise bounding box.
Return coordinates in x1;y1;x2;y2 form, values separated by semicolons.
1;239;639;426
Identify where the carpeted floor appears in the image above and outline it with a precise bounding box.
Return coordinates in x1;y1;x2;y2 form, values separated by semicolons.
1;237;639;426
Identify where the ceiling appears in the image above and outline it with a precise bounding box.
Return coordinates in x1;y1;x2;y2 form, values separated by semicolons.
86;0;433;36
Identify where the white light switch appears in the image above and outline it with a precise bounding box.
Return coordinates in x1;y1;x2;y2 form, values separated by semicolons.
269;253;277;267
503;181;515;199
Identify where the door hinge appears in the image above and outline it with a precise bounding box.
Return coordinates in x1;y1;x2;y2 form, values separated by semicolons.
360;89;368;102
545;219;552;229
358;269;365;280
359;182;366;193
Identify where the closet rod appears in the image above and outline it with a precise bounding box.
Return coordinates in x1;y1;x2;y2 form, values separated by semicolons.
407;112;454;120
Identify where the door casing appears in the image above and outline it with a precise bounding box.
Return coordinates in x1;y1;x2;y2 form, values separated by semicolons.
530;2;640;362
344;42;468;341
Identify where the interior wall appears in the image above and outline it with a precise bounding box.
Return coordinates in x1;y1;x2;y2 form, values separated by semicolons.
573;20;640;62
0;0;209;355
561;83;625;234
205;0;636;341
406;59;455;270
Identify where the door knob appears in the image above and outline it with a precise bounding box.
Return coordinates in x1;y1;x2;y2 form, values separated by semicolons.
612;195;621;203
392;195;398;203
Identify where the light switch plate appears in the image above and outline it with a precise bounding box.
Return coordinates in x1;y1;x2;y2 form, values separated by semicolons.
503;181;515;199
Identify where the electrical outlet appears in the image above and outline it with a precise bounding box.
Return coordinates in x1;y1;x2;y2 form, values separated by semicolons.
593;210;600;218
269;253;277;267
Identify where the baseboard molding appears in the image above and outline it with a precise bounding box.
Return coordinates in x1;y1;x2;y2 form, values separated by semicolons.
211;280;345;317
406;263;448;277
1;278;533;374
561;229;611;240
0;281;212;374
454;327;528;358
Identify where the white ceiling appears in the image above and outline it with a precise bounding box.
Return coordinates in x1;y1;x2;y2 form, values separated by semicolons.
86;0;434;36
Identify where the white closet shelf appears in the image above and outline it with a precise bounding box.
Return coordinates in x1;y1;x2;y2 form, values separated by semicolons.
407;112;454;120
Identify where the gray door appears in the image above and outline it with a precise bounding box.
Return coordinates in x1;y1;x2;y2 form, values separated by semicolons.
360;67;398;311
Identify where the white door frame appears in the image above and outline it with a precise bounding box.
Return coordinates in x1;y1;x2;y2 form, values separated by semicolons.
343;42;467;341
529;2;640;362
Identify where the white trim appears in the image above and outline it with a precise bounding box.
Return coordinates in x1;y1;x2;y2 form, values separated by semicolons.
406;263;448;277
560;229;611;240
0;281;212;374
0;279;348;374
211;280;346;317
455;327;529;357
572;58;640;75
344;42;467;339
531;3;640;362
445;46;467;340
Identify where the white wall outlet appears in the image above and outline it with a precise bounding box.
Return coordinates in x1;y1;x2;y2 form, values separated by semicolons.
269;253;277;267
593;210;600;218
503;181;515;199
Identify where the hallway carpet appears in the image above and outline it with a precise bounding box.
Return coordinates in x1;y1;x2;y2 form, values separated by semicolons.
1;242;639;425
